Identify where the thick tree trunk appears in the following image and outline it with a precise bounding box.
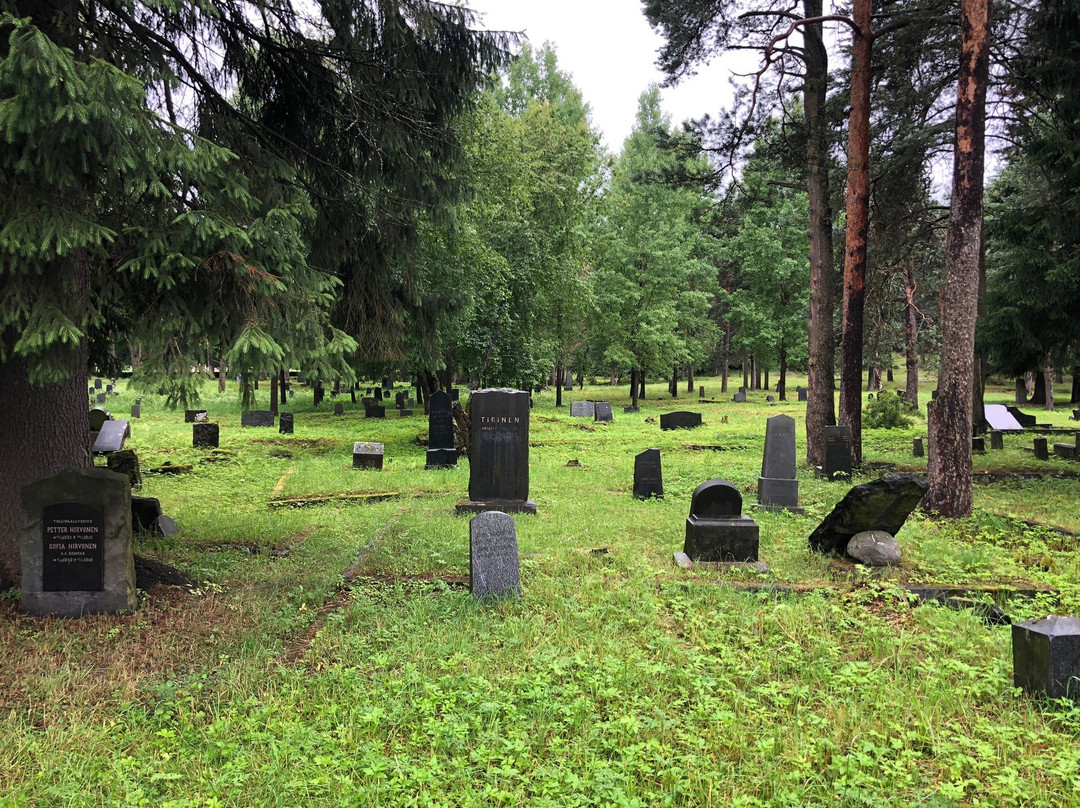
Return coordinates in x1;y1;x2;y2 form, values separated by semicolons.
1028;370;1046;406
1043;361;1055;411
686;364;694;393
742;359;748;390
1071;368;1079;403
838;0;873;467
926;0;990;516
218;347;227;393
764;368;770;391
721;320;731;393
639;372;646;400
270;371;279;414
0;343;92;588
280;369;287;403
886;367;894;382
903;260;920;409
670;365;678;398
610;367;617;387
972;243;988;432
630;368;640;409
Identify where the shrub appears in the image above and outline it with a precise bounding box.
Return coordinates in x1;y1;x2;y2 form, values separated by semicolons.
863;390;914;429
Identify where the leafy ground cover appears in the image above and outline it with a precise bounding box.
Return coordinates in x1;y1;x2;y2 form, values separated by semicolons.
2;374;1079;807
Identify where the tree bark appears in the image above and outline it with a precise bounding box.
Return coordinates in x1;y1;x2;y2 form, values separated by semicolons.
670;365;678;398
686;363;694;393
903;260;920;409
926;0;991;517
555;364;563;407
630;368;640;409
1071;367;1079;404
1043;361;1055;411
269;371;279;414
0;340;92;588
1029;370;1046;406
972;241;988;432
838;0;873;467
778;342;788;401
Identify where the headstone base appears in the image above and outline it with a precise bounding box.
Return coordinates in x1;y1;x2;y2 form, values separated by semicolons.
672;552;769;573
456;498;537;516
683;515;759;562
756;478;803;513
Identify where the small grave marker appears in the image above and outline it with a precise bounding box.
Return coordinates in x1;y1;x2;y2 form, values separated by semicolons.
279;412;294;434
1013;616;1080;700
89;407;111;432
594;401;614;423
1034;437;1049;461
241;410;275;428
426;390;457;468
130;404;140;419
193;422;219;449
633;449;663;499
469;511;521;600
353;442;384;470
659;411;702;430
682;479;759;562
184;409;207;423
570;401;595;418
333;403;344;416
92;421;128;455
913;436;924;457
990;431;1004;450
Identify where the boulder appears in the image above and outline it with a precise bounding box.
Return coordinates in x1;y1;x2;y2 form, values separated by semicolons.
846;530;901;566
809;473;928;555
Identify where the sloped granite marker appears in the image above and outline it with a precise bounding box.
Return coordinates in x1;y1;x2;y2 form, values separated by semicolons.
469;511;521;600
92;420;129;455
21;468;135;617
1013;616;1080;700
808;473;928;556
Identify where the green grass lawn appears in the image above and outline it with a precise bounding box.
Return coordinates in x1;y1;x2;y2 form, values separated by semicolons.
2;372;1079;807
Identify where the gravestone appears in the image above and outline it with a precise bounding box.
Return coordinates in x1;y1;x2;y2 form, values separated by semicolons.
105;384;113;393
972;436;985;453
1054;434;1079;460
818;425;853;480
193;422;219;449
353;442;384;470
374;387;383;401
20;468;135;617
913;436;924;458
426;390;457;469
808;473;929;556
456;388;535;515
94;378;103;389
594;401;614;423
564;371;573;391
131;496;162;532
469;511;521;600
92;420;128;454
365;404;386;418
931;389;939;400
184;409;207;423
733;391;747;403
990;430;1004;450
1034;437;1049;461
1012;616;1080;700
1015;378;1027;406
570;401;595;418
395;392;406;408
106;450;141;489
1072;408;1080;421
1007;406;1038;428
154;515;179;538
624;406;639;413
699;386;706;399
660;411;702;430
89;407;111;432
450;388;460;402
683;479;759;562
757;414;802;513
633;448;663;499
279;412;294;434
797;386;808;402
766;395;775;403
985;404;1024;432
241;410;275;428
333;402;344;416
95;393;107;405
130;404;140;419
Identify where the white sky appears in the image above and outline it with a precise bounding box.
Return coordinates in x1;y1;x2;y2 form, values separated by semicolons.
463;0;755;153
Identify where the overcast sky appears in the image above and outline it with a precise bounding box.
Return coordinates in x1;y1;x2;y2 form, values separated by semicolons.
463;0;753;153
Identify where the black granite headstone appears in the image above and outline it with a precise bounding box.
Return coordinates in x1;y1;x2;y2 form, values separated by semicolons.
913;436;925;458
1015;378;1027;406
633;449;663;499
660;411;702;430
193;422;219;449
594;402;614;423
820;425;853;480
990;430;1003;450
279;412;294;434
797;386;808;402
365;405;385;418
94;378;103;389
1007;406;1038;428
972;436;985;453
1034;437;1049;461
241;410;275;428
92;420;128;454
757;414;801;512
683;479;759;562
1013;616;1080;700
353;442;384;470
457;388;535;514
732;392;747;403
450;388;460;402
41;501;105;592
89;407;111;432
699;386;706;399
426;390;457;468
333;403;344;416
470;511;521;600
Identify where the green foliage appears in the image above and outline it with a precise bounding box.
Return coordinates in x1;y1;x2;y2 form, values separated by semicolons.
863;390;914;429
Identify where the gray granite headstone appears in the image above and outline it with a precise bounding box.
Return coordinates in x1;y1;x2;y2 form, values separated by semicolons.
469;511;521;600
1013;616;1080;700
766;395;775;403
633;448;663;499
94;378;103;390
732;391;747;403
241;410;275;428
594;402;613;423
570;401;595;418
95;393;107;405
683;479;759;562
426;390;457;468
564;371;573;391
699;386;706;399
279;412;294;434
20;468;135;617
92;420;128;454
757;414;801;512
353;442;384;470
660;411;702;430
808;473;928;556
333;402;344;416
193;422;219;449
1015;378;1027;406
130;404;140;419
154;515;179;538
457;388;535;515
797;386;807;402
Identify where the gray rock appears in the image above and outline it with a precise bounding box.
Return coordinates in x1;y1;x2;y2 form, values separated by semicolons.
846;530;901;566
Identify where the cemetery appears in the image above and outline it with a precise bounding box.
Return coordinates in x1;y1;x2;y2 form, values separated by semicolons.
3;371;1080;806
4;1;1080;804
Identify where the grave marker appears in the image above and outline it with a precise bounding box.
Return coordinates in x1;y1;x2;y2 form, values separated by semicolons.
660;411;702;430
797;386;808;402
633;449;663;499
990;430;1004;450
756;414;802;513
241;410;275;428
1013;616;1080;700
426;390;457;468
913;436;924;458
594;401;614;423
92;420;128;455
818;425;853;480
732;391;747;403
1034;437;1049;461
89;407;111;432
682;479;759;562
365;404;386;418
193;423;219;449
570;401;595;418
470;511;521;600
279;412;294;434
130;404;140;419
184;409;207;423
333;403;344;416
808;473;928;556
20;468;135;617
456;388;535;515
353;442;384;470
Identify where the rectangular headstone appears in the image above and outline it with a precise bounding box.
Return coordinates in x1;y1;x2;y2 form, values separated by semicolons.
193;422;219;449
469;511;521;600
130;404;140;419
633;449;663;499
92;420;128;454
1034;437;1049;461
353;442;384;470
94;379;103;389
1013;616;1080;700
699;386;706;399
821;425;853;480
797;386;808;402
594;401;614;423
21;468;135;617
450;388;460;401
570;401;595;418
564;371;573;391
241;410;275;428
985;404;1025;432
990;430;1004;450
458;388;534;514
365;404;385;418
279;412;294;434
684;479;759;562
95;393;107;405
972;436;985;453
913;436;924;457
333;402;344;416
757;414;802;512
1015;378;1027;406
426;390;457;468
733;392;747;403
659;411;702;430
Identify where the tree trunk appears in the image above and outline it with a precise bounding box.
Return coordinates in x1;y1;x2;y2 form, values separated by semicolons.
972;241;988;432
838;0;873;467
721;320;731;393
270;371;279;414
555;364;563;408
778;342;788;401
1029;370;1046;406
686;364;694;393
1043;360;1055;411
764;368;770;391
631;368;640;409
639;372;646;400
886;367;894;382
670;365;678;398
903;260;920;409
280;369;287;404
218;347;227;393
0;342;92;588
610;366;617;387
926;0;990;517
1071;367;1079;404
742;359;748;390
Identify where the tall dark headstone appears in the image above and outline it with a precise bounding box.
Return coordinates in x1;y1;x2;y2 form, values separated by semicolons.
1034;437;1049;461
279;412;294;434
757;414;802;513
469;511;521;600
913;436;925;458
20;468;135;617
819;425;853;480
89;407;111;432
797;386;808;402
1013;616;1080;700
426;390;457;468
374;386;383;401
633;449;663;499
699;386;706;399
130;404;140;419
193;422;219;449
564;371;573;391
594;402;613;423
333;402;344;416
456;388;535;514
1015;378;1027;406
450;388;460;402
990;430;1004;450
365;404;385;418
682;479;759;562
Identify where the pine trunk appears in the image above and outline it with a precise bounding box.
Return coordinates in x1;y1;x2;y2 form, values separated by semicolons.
926;0;990;517
1043;362;1055;411
1071;368;1079;404
904;260;920;409
778;343;788;401
804;0;836;467
838;0;873;467
686;364;694;393
631;368;640;409
555;364;563;407
0;344;92;588
270;372;279;414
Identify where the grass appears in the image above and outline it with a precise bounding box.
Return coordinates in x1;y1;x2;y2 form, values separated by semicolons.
2;371;1079;807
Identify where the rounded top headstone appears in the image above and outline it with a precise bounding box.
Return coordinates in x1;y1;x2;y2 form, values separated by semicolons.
688;479;742;518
